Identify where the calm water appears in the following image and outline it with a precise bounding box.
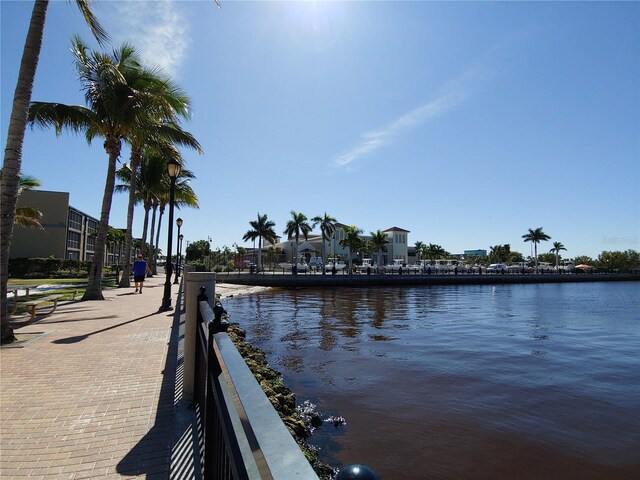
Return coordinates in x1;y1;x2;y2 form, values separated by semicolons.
225;282;640;479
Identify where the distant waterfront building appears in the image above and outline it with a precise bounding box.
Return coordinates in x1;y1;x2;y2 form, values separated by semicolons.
11;190;125;265
274;224;411;265
464;249;487;257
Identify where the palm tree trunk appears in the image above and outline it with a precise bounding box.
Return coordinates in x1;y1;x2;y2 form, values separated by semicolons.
147;204;157;277
154;205;164;274
140;203;150;258
1;0;48;343
258;237;263;272
321;238;326;275
83;143;120;300
118;151;141;288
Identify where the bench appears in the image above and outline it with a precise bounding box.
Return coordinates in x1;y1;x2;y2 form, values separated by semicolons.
23;294;64;321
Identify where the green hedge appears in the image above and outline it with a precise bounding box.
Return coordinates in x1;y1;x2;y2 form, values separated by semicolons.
9;257;92;278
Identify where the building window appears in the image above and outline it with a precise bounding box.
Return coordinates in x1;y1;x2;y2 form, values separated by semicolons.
67;251;79;260
67;231;80;250
86;219;97;235
69;210;82;231
86;235;96;252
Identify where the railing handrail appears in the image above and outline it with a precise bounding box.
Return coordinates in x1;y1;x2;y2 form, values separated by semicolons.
196;296;318;480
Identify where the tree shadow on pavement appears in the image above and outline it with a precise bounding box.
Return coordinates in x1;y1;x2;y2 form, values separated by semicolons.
52;312;160;344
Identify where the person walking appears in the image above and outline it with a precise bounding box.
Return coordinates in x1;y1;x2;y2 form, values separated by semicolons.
133;254;150;293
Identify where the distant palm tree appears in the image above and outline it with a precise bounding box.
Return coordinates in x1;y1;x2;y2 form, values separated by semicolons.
370;230;389;268
550;241;567;268
489;244;512;264
243;213;277;272
522;227;551;272
1;0;107;343
283;211;312;274
311;212;337;275
425;243;447;263
339;225;364;274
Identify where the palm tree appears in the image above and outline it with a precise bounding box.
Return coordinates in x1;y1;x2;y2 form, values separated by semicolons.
370;230;389;268
283;211;312;274
1;0;107;343
28;38;199;300
489;244;512;264
425;243;447;263
311;212;337;275
522;227;551;272
11;172;43;229
120;121;201;286
339;225;364;274
106;226;125;281
243;213;277;272
550;241;567;269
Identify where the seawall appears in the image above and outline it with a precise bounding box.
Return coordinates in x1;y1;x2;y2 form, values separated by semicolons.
215;272;640;288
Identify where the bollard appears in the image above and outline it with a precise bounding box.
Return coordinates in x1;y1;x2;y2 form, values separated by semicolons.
336;464;379;480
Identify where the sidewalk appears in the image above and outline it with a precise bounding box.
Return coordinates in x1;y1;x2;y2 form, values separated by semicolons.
0;275;198;479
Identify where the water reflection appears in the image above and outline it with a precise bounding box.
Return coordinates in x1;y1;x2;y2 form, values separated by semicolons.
226;283;640;479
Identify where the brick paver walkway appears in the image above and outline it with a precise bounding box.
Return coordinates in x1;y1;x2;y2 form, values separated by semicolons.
0;275;192;479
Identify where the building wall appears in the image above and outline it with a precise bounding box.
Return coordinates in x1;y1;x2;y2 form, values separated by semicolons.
10;190;120;266
11;190;69;259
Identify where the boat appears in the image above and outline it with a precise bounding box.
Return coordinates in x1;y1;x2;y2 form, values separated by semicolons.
324;261;347;273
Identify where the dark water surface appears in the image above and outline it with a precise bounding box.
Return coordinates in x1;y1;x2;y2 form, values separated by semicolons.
226;282;640;479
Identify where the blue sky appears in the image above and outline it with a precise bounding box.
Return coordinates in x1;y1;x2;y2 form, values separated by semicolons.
2;1;639;259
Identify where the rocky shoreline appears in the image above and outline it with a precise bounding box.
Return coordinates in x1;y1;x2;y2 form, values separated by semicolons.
225;323;339;478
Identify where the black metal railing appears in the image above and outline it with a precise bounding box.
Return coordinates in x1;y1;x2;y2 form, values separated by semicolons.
194;287;318;479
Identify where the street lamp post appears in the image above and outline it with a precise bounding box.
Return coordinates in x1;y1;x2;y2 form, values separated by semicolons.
232;242;238;273
159;159;181;311
173;218;183;284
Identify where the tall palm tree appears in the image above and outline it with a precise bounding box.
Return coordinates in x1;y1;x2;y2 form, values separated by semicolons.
120;122;201;287
370;230;389;268
283;211;312;274
522;227;551;272
29;38;198;300
151;167;198;275
152;176;195;274
311;212;337;275
1;1;107;343
243;213;277;272
339;225;364;274
550;241;567;268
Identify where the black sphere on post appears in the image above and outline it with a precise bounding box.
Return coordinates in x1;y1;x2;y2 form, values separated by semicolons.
336;464;379;480
174;218;183;284
160;159;181;311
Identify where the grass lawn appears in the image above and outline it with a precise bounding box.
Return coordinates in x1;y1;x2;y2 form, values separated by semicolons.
7;276;120;317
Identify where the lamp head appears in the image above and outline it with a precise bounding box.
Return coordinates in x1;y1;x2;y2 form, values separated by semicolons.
166;158;182;179
176;217;183;227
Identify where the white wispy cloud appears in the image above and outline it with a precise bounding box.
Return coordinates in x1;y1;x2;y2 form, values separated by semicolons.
333;65;488;167
102;1;190;77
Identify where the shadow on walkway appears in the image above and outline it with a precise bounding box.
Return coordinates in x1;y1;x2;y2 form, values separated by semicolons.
116;283;202;478
53;312;160;344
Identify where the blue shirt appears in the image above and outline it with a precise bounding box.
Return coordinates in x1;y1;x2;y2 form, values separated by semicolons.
133;260;147;276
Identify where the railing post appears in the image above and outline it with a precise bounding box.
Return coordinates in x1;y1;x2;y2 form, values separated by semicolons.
184;272;216;402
